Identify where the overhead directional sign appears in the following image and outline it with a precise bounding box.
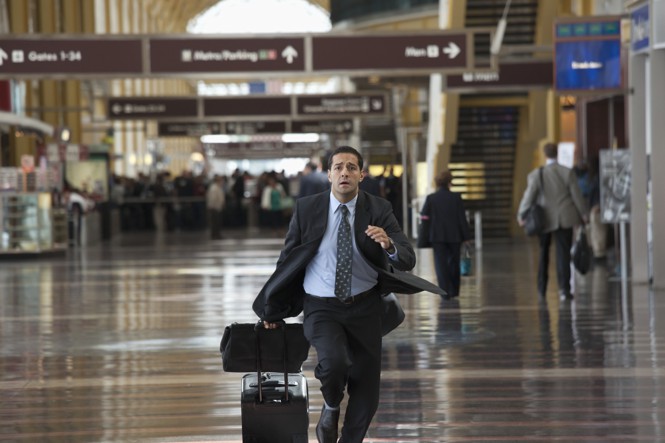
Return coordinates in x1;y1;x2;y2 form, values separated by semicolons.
157;122;221;137
0;30;487;78
0;38;142;75
150;37;306;73
157;119;354;137
447;61;553;90
296;94;386;116
311;33;468;73
204;97;292;117
108;97;198;119
108;93;389;120
291;119;353;134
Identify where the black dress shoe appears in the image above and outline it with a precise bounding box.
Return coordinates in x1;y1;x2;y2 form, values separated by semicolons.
316;405;340;443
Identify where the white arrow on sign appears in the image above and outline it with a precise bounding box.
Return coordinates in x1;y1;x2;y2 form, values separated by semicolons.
281;46;298;64
0;49;8;67
442;42;461;59
112;104;122;114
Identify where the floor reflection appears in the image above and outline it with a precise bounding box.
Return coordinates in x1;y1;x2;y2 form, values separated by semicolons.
0;231;663;442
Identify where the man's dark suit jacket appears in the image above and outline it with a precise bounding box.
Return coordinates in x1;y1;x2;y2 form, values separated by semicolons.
421;188;472;243
253;190;443;322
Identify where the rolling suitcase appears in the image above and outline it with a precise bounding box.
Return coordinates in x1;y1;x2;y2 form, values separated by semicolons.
241;371;309;443
224;321;310;443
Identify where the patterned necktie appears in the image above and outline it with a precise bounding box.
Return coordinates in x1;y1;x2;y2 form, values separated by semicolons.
334;205;353;300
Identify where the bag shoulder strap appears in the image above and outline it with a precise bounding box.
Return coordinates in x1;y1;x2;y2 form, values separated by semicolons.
531;167;544;206
538;167;544;193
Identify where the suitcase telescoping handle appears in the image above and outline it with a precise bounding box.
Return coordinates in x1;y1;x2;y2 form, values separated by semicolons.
254;321;290;403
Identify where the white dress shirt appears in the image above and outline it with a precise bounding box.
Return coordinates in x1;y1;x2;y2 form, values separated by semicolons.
303;193;380;297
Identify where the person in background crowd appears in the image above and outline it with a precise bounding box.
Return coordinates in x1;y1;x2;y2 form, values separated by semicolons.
298;161;330;198
231;168;246;227
517;142;588;301
260;173;287;235
193;174;208;230
573;160;592;202
63;187;95;246
277;169;291;197
206;175;225;240
174;170;195;230
420;170;472;299
381;166;402;227
586;155;607;260
359;166;383;197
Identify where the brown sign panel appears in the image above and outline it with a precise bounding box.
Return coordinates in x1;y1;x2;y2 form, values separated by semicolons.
291;119;353;133
158;122;221;137
296;94;387;116
108;98;198;119
224;121;287;134
149;38;306;73
446;61;553;89
0;39;142;75
204;97;291;117
312;34;468;71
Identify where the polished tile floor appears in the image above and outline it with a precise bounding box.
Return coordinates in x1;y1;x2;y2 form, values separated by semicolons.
1;229;663;442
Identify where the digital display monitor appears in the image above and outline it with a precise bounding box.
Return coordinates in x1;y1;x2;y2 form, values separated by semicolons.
555;39;622;91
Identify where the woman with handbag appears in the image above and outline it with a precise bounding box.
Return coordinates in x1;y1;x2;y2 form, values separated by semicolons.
420;170;473;299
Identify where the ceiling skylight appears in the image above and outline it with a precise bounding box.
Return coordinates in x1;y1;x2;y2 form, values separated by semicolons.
187;0;332;34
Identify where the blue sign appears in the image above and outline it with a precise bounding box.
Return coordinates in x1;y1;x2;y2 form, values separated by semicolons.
555;39;622;91
631;4;650;53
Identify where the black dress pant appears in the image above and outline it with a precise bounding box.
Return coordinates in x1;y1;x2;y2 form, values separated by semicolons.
432;241;462;297
303;293;382;443
538;227;574;296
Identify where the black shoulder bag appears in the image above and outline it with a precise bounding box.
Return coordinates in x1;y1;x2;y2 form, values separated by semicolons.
220;321;310;373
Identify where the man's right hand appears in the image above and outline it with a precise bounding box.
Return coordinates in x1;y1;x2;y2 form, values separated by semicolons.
263;321;280;329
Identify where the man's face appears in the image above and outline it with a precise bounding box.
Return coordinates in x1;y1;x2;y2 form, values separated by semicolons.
328;152;363;203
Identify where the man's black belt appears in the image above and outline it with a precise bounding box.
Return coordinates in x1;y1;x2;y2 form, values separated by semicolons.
307;286;379;305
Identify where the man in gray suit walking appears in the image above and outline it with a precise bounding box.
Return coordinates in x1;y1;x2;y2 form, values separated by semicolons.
517;142;588;301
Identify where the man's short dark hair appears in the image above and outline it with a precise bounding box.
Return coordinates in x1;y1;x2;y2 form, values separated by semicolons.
328;146;364;171
435;170;453;188
543;142;558;159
